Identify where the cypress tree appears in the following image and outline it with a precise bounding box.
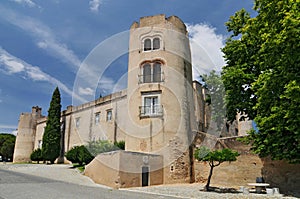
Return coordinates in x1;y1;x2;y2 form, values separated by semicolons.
42;87;61;164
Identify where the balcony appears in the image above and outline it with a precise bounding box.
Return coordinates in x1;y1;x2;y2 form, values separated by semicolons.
138;72;165;84
139;105;163;118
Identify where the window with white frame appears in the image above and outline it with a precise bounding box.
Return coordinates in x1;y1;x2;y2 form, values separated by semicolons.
144;38;151;51
153;37;160;50
140;92;163;117
143;37;161;51
106;109;112;121
95;112;100;125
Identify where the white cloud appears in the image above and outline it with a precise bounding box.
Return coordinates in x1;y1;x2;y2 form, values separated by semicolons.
186;23;225;78
0;54;25;73
89;0;103;13
78;87;94;96
11;0;37;7
0;8;81;70
0;47;85;102
26;66;48;81
0;7;119;104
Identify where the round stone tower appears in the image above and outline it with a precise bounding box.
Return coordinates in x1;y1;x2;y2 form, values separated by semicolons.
13;106;43;163
125;15;195;183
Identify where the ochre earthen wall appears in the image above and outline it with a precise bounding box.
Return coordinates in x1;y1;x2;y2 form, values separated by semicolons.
194;136;300;196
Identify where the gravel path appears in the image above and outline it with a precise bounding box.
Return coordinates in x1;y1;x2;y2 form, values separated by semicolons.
1;163;298;199
124;184;295;199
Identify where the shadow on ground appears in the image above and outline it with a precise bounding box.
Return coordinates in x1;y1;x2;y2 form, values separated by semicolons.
200;187;240;194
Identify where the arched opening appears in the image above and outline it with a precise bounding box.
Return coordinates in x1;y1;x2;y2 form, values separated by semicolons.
153;38;160;50
144;39;151;51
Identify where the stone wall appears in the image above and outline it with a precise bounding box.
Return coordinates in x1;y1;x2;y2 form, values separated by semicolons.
261;157;300;196
195;154;263;187
194;136;300;196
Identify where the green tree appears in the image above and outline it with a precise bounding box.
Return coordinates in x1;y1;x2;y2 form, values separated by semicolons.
201;70;226;130
65;145;94;166
42;87;62;164
194;147;239;191
30;148;43;164
222;1;300;163
0;134;16;161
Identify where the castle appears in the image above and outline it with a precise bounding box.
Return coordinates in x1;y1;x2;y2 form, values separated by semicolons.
13;15;251;188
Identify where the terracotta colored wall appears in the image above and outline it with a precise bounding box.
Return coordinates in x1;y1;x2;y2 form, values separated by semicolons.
261;157;300;196
194;136;300;196
195;154;263;187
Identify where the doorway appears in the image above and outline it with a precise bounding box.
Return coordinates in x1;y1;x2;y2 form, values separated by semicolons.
142;166;149;186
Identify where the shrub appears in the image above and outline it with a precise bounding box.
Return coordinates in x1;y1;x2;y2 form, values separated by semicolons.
114;140;125;150
86;140;119;156
65;145;94;166
30;148;43;163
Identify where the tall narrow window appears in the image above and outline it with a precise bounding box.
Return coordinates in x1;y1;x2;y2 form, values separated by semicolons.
106;110;112;121
95;112;100;125
75;117;80;128
38;140;42;149
153;62;161;82
144;39;151;51
143;63;151;83
153;38;160;50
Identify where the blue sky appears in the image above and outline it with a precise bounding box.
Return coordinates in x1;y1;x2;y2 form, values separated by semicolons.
0;0;256;134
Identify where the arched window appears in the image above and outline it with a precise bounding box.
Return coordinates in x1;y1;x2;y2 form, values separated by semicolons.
153;62;161;82
143;37;161;51
141;61;163;83
144;39;151;51
153;38;160;50
143;63;151;83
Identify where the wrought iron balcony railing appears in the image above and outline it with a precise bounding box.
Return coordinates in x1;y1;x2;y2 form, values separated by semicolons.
139;105;163;118
138;72;164;84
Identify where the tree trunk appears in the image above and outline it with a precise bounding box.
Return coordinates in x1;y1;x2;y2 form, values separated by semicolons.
205;163;214;191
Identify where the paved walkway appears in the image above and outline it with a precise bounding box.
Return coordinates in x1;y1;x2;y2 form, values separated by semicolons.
0;163;298;199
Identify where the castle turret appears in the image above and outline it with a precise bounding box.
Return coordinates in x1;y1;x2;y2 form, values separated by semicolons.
125;15;195;183
13;106;42;162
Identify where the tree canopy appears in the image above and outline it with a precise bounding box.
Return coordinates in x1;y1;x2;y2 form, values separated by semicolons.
195;147;239;191
222;0;300;163
42;87;62;163
0;133;16;161
201;70;226;131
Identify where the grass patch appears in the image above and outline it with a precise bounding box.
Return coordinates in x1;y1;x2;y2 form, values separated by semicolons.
72;163;85;172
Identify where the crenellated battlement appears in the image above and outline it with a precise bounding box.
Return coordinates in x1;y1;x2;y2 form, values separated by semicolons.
130;14;187;34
